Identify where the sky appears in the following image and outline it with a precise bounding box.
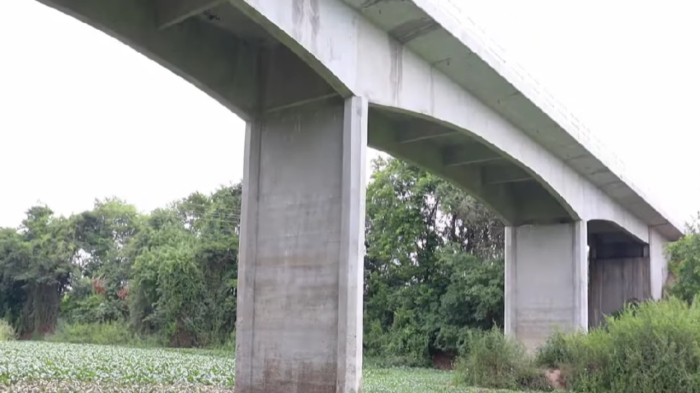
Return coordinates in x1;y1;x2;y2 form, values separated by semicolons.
0;0;698;229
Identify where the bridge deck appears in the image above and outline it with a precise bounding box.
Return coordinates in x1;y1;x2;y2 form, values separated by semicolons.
344;0;683;240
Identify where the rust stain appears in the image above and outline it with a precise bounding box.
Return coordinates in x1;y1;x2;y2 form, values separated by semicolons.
309;0;320;54
292;0;321;54
292;0;304;40
389;38;403;105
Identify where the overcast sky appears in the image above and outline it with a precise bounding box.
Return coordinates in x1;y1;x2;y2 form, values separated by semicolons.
1;0;698;229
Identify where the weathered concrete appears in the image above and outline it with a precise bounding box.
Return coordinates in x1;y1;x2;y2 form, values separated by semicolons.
649;227;670;299
505;222;588;351
231;0;681;242
235;97;367;393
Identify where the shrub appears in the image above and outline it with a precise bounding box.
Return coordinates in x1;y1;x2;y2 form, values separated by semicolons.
542;298;700;393
46;321;150;347
0;319;15;341
454;328;550;391
536;330;575;369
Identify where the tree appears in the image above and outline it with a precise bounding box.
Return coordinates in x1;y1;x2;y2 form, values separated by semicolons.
667;217;700;303
128;185;240;346
363;157;505;365
68;198;142;322
0;206;77;335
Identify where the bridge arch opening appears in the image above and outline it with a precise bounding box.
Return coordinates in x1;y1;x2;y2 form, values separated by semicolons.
587;219;651;328
368;107;578;226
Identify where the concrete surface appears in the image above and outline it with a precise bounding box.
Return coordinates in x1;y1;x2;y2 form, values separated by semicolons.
649;227;670;299
235;97;366;393
505;222;588;351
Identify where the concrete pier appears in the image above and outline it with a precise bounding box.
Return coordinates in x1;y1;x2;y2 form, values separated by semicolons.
235;97;367;393
505;222;588;351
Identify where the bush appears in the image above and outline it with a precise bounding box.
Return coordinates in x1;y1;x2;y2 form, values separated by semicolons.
539;298;700;393
454;328;550;391
0;319;15;341
536;330;575;369
46;321;157;347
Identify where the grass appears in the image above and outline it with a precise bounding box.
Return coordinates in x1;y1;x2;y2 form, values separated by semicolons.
0;341;527;393
0;320;14;342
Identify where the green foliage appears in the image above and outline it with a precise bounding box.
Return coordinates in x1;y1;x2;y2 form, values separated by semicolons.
438;251;504;336
127;185;240;347
155;243;206;347
454;329;549;391
1;341;527;393
0;207;77;336
667;219;700;302
364;158;504;365
0;184;241;347
46;321;147;347
0;319;15;341
0;341;235;387
537;298;700;393
534;331;572;369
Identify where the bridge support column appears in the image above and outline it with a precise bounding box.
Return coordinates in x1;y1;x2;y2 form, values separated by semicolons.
588;240;651;328
649;228;670;300
235;97;367;393
505;221;588;351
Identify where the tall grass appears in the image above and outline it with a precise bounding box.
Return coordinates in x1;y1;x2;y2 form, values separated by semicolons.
454;328;551;391
45;321;236;354
537;297;700;393
0;319;15;341
46;321;159;347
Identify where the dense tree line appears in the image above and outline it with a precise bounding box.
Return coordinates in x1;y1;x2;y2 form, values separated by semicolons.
363;157;504;365
0;157;505;363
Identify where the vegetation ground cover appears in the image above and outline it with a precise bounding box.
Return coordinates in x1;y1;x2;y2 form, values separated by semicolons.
0;341;528;393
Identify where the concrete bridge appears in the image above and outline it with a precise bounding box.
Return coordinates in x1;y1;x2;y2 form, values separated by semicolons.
37;0;683;391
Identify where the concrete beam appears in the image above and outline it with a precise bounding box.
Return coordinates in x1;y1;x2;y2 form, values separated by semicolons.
156;0;226;29
368;109;519;225
482;165;533;185
513;182;574;225
38;0;260;120
593;242;647;260
259;45;339;114
395;125;458;144
443;143;502;166
389;17;441;44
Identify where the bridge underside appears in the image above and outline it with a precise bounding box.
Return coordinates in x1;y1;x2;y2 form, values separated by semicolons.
588;220;653;328
36;0;671;391
45;0;575;227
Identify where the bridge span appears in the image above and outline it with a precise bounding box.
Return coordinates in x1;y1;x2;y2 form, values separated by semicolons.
36;0;683;391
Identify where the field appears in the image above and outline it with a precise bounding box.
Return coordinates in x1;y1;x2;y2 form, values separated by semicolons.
0;341;524;393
